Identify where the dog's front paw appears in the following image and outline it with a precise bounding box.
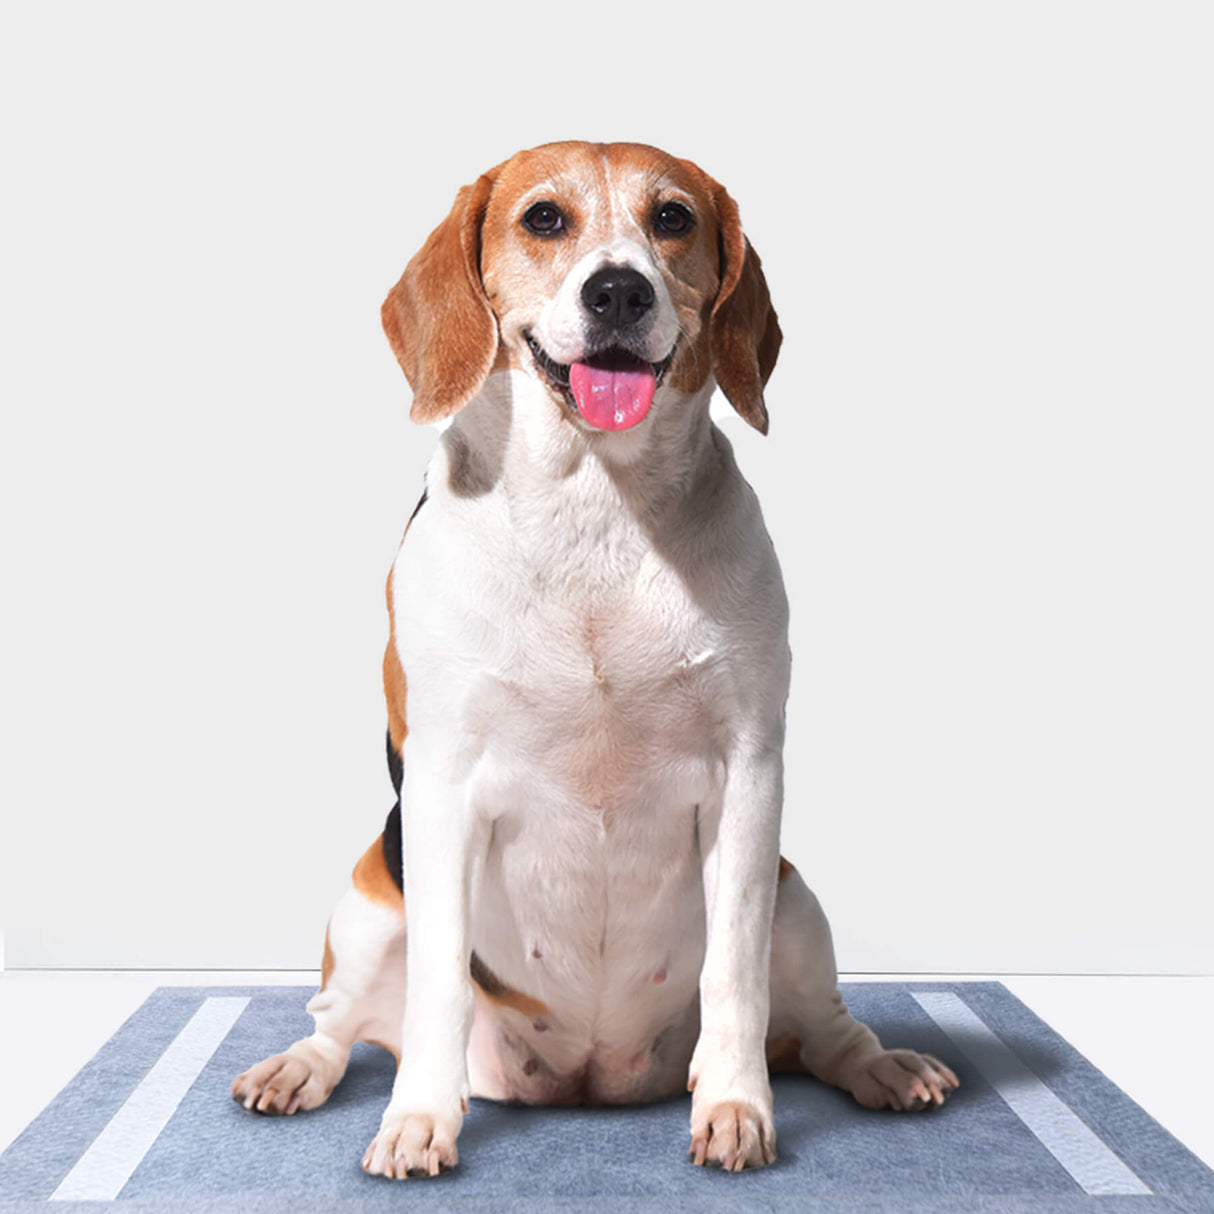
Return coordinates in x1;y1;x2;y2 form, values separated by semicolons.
687;1042;776;1171
687;1040;776;1171
688;1098;776;1171
362;1105;462;1179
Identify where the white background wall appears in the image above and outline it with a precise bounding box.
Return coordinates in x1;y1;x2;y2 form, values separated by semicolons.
2;2;1210;974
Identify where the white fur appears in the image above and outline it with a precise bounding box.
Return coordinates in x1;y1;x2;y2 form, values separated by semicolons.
372;317;791;1148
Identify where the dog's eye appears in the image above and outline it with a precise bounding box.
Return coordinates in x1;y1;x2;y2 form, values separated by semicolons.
523;202;565;236
654;202;694;235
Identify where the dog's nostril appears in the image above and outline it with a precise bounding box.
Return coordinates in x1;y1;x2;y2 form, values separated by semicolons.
581;267;655;329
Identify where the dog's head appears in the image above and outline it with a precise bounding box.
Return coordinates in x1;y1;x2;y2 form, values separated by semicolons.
382;142;780;436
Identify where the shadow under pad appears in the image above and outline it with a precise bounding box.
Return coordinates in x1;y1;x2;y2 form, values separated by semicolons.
1;982;1211;1212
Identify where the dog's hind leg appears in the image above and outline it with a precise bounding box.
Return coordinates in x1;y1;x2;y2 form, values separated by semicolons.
231;833;407;1116
766;861;959;1111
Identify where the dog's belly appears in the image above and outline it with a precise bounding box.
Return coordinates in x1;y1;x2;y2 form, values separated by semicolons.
463;663;721;1104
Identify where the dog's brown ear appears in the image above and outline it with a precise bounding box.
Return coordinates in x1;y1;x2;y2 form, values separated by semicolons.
709;183;782;434
382;173;499;424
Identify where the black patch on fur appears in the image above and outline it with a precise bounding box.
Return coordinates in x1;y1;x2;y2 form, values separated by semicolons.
386;728;403;798
407;486;428;528
382;736;503;998
382;729;404;892
469;950;503;996
381;479;422;896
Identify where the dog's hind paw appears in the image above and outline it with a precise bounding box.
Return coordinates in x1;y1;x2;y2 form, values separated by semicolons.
231;1048;334;1116
846;1048;960;1112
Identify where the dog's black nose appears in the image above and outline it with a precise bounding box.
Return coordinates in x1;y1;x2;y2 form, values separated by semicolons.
581;267;655;330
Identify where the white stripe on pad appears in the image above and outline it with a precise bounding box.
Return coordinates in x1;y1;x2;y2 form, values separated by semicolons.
50;995;249;1202
911;991;1151;1196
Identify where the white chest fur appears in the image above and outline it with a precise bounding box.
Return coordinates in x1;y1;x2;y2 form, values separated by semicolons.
388;384;789;1095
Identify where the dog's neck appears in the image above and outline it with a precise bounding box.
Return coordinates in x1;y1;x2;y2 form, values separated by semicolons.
433;369;727;598
439;369;721;521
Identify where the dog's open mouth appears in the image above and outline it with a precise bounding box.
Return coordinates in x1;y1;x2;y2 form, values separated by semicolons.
525;333;675;432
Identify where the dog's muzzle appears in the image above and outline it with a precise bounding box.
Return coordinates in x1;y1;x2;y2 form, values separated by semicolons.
526;333;676;431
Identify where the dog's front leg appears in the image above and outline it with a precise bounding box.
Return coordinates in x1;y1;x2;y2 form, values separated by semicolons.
688;745;783;1171
362;762;485;1179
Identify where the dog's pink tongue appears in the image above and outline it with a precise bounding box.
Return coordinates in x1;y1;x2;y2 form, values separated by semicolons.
569;360;655;431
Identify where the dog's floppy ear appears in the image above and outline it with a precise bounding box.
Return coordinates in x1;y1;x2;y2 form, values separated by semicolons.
382;172;499;424
709;183;782;435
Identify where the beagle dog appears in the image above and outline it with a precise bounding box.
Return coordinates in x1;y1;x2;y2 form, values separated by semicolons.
232;141;958;1176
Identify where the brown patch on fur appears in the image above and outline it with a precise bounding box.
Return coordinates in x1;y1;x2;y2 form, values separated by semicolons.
706;182;781;434
470;950;551;1019
382;567;407;756
320;924;335;992
778;856;795;883
666;327;716;396
382;173;501;423
352;834;405;912
766;1035;806;1074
